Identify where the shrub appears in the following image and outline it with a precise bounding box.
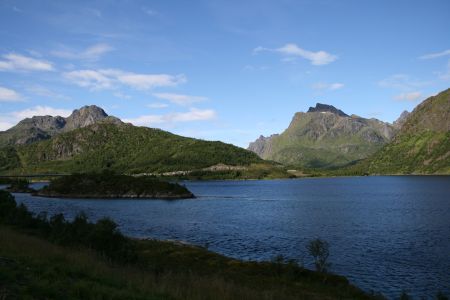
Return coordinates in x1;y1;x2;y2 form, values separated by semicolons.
306;238;331;273
0;190;136;263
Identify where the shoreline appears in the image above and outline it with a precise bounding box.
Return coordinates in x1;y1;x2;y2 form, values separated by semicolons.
32;191;195;200
170;173;450;182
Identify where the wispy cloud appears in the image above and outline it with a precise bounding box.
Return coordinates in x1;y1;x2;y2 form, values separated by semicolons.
254;43;337;65
147;103;169;109
63;69;186;90
11;106;72;119
394;91;422;102
142;7;158;16
0;86;23;102
312;82;344;91
123;108;216;126
113;92;131;99
419;49;450;60
26;85;69;100
0;105;72;130
64;69;113;89
0;53;54;72
115;72;186;90
437;61;450;81
378;74;429;90
52;43;114;61
153;93;207;106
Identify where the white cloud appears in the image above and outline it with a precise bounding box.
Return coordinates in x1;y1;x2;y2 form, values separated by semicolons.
153;93;207;106
116;73;186;90
312;82;344;90
123;108;216;126
52;43;114;61
394;91;422;102
11;106;72;119
0;121;15;131
378;74;428;90
147;103;169;109
64;69;186;90
0;106;72;131
26;85;69;100
0;86;23;102
0;53;54;72
419;49;450;60
254;43;337;65
64;69;113;89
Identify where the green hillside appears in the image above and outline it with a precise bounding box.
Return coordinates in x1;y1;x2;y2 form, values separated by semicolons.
365;88;450;174
0;122;264;175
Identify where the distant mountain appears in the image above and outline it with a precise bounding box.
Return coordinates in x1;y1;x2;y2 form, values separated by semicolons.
307;103;349;117
248;103;395;168
0;120;264;175
366;88;450;174
0;105;122;147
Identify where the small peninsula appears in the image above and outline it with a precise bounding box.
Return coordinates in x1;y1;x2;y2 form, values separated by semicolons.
35;172;194;199
5;179;36;193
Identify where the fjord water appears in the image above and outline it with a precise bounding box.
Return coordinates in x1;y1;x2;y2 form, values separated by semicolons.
14;176;450;299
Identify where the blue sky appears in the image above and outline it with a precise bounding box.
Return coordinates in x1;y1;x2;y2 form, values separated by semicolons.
0;0;449;147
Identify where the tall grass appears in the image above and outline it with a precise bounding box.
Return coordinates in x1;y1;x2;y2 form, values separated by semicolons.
0;190;373;299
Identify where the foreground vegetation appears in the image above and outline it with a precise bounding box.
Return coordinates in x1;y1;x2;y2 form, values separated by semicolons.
0;190;376;299
35;172;194;199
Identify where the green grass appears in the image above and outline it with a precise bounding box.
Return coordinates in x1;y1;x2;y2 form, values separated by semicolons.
0;226;375;300
0;190;374;300
0;227;167;300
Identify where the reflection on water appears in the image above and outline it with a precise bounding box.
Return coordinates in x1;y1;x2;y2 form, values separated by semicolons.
11;176;450;299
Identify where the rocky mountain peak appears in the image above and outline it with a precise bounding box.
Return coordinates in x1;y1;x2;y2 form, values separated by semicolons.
248;102;394;168
64;105;109;131
0;104;123;146
307;103;349;117
17;115;66;132
393;110;410;129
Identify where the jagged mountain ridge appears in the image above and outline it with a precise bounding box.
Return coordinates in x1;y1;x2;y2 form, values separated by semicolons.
0;105;122;147
393;110;410;129
248;103;396;168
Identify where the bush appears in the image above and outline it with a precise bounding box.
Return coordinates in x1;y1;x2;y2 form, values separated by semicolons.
306;238;331;273
0;190;136;263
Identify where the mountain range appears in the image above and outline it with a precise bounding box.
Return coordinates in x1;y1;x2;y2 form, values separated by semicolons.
0;88;449;176
248;103;396;168
0;106;266;175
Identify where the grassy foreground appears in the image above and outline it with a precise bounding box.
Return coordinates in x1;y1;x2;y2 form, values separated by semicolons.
0;191;374;300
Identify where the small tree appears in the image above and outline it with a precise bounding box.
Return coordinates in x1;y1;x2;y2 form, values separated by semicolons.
399;291;411;300
306;238;330;273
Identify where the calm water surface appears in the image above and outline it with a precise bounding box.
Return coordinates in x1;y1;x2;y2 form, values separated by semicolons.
11;176;450;299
